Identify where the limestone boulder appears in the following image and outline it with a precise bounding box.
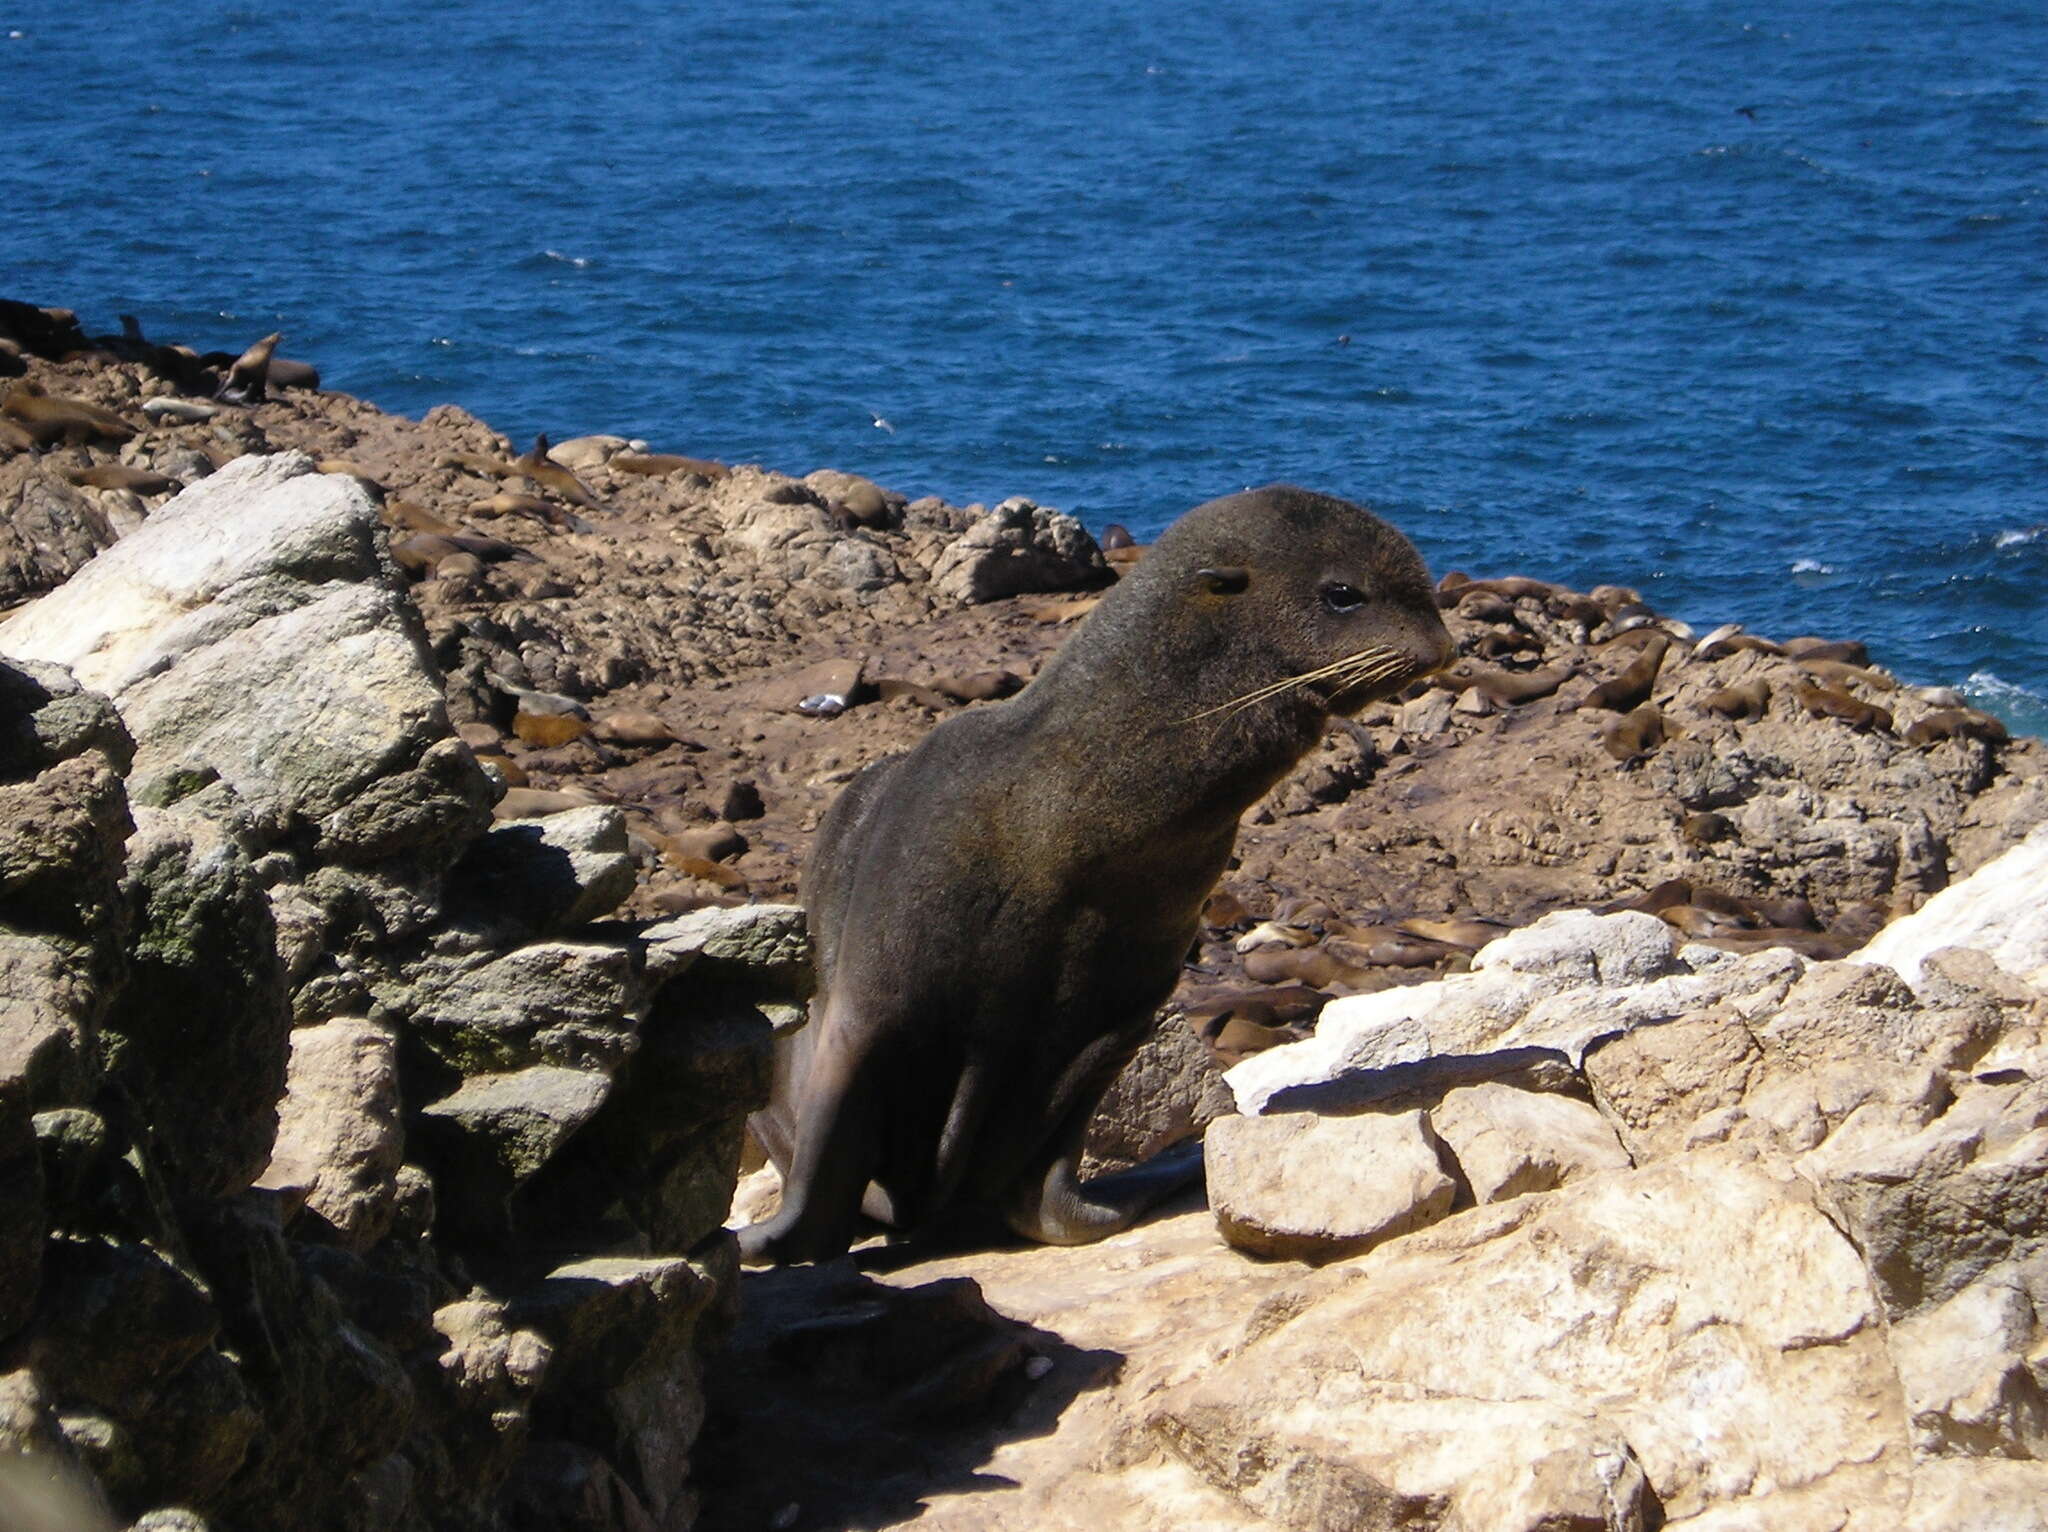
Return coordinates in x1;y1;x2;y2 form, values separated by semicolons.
1205;1109;1456;1263
0;450;494;871
1863;824;2048;991
1226;910;1719;1115
1157;1153;1904;1529
1428;1080;1632;1203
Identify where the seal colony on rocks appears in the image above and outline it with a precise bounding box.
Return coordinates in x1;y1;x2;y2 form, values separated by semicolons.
738;486;1453;1264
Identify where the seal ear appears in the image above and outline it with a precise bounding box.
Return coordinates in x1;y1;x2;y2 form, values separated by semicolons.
1197;566;1250;596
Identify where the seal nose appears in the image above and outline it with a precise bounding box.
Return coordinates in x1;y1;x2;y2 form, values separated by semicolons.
1417;619;1455;678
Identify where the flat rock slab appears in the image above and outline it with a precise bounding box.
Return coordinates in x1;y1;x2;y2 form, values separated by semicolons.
1205;1108;1455;1263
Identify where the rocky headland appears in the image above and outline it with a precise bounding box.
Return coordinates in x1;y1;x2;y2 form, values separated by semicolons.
3;298;2047;1531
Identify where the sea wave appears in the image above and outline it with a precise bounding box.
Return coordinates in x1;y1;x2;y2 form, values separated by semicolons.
1965;671;2048;741
1996;526;2043;549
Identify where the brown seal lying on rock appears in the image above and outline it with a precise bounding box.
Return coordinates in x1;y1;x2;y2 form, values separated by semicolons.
738;485;1452;1264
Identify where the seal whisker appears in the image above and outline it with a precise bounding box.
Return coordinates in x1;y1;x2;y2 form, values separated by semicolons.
1177;655;1370;724
1177;643;1411;725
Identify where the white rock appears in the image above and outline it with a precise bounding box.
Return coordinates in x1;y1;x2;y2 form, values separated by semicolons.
1156;1152;1899;1529
1472;908;1684;988
1862;824;2048;992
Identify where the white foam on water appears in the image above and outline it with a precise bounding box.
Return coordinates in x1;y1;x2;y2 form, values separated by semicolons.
1965;671;2048;740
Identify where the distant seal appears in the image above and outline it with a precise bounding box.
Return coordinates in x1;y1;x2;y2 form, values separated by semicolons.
1701;678;1771;720
1578;634;1669;713
739;485;1452;1264
513;433;603;508
1906;707;2008;746
1795;682;1892;733
1;382;136;445
1602;701;1672;764
214;332;281;403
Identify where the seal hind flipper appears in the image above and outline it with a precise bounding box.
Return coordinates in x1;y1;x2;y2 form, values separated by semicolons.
1001;1024;1198;1245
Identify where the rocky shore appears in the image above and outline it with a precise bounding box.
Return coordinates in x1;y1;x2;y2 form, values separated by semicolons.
4;298;2048;1531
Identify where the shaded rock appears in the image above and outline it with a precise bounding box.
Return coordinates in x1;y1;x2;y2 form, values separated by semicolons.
1;928;116;1117
24;1238;219;1410
1083;1010;1232;1174
446;805;636;935
0;1083;42;1336
508;1251;728;1526
0;656;133;781
1205;1109;1455;1263
105;814;288;1202
416;1066;613;1237
0;472;117;607
422;1296;552;1500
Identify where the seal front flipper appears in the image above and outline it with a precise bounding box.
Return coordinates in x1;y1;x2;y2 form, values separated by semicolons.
736;1007;884;1266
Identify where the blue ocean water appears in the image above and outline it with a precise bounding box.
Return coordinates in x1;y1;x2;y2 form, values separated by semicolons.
4;1;2044;727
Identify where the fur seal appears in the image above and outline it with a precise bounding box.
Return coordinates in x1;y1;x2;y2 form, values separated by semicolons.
1450;659;1575;707
214;332;281;403
1602;701;1673;764
1701;678;1771;720
1;382;135;444
1795;682;1892;732
514;434;603;508
1578;635;1669;713
1799;657;1898;692
1906;707;2008;746
62;463;180;494
739;486;1450;1264
608;451;730;479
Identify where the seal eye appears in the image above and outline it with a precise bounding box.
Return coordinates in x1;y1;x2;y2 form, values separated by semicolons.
1321;582;1368;615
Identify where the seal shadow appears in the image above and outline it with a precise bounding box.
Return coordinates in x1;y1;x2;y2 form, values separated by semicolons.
693;1253;1138;1532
